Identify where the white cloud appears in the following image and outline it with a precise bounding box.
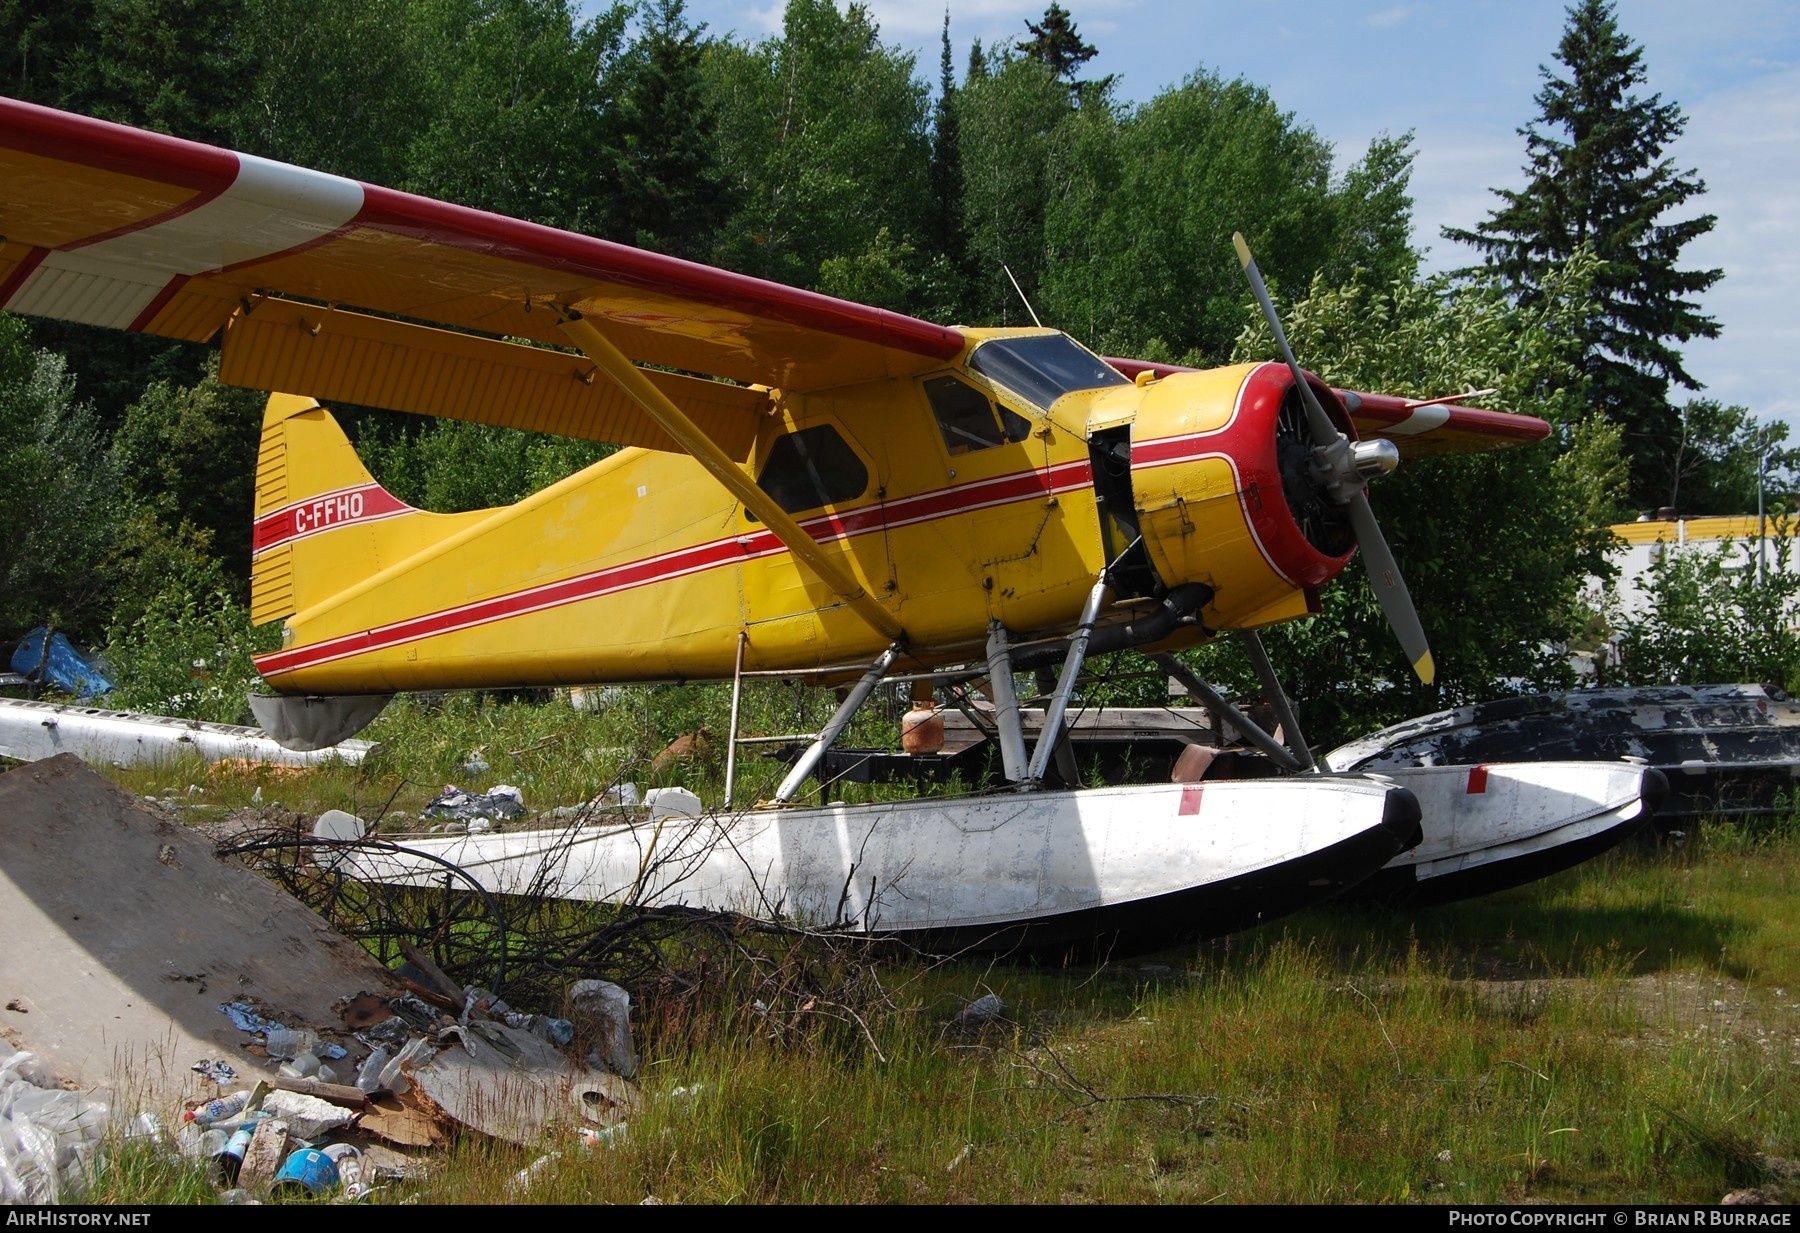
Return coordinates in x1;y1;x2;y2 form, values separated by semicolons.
1365;6;1410;29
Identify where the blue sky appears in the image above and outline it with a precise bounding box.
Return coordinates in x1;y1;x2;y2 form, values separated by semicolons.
659;1;1800;431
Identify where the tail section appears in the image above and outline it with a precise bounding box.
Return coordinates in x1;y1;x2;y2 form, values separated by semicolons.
250;394;484;624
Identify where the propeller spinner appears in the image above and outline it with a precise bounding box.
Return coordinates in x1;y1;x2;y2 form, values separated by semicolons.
1231;232;1435;685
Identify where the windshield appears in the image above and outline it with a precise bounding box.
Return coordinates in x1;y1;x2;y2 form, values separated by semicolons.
967;334;1129;410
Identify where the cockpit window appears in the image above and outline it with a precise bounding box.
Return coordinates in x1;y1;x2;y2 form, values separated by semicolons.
967;333;1130;410
753;424;868;516
923;375;1031;454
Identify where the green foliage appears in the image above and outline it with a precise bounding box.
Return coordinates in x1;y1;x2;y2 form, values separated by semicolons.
110;367;263;581
1665;400;1800;517
51;0;251;144
1443;0;1723;509
232;0;435;184
957;53;1071;325
606;0;733;260
1015;2;1106;99
1211;253;1621;745
1612;529;1800;694
1038;72;1381;364
815;226;918;312
0;321;128;643
353;416;614;513
403;0;630;231
703;0;932;296
102;564;279;722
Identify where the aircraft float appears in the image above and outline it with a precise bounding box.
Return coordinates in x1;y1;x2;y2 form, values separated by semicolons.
0;98;1662;951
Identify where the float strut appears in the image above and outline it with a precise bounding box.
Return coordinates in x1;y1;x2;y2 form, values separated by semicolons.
1237;630;1316;771
772;641;903;803
1028;577;1108;783
986;622;1032;785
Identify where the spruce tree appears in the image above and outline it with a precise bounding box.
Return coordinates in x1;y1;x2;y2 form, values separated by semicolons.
927;13;967;305
608;0;731;262
1016;3;1111;99
1443;0;1722;508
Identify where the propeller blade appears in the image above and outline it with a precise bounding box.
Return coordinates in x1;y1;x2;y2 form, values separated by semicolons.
1232;231;1435;685
1346;493;1435;685
1232;232;1337;449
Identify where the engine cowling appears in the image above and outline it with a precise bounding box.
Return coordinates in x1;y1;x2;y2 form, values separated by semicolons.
1121;362;1359;631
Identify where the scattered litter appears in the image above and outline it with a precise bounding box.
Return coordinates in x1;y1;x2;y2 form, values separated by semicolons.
185;1091;252;1126
567;979;638;1078
310;809;366;870
0;1043;110;1203
421;784;526;824
263;1027;318;1061
221;1001;281;1035
644;786;702;819
409;1018;639;1146
237;1118;290;1191
261;1090;354;1141
461;751;490;776
578;1124;626;1149
269;1146;338;1197
600;782;639;808
192;1059;238;1085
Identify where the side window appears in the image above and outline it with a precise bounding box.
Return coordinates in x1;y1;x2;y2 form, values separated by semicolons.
924;374;1031;454
753;423;869;516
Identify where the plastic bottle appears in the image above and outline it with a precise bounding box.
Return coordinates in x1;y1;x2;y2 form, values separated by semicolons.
212;1114;264;1186
184;1091;250;1125
355;1046;391;1093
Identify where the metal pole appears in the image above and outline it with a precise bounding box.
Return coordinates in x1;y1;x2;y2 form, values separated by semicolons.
985;622;1031;784
1151;654;1306;773
772;641;903;803
1759;426;1769;587
1028;577;1108;782
1237;630;1316;771
723;631;747;809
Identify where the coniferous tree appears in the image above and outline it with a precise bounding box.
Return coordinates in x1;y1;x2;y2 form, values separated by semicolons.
608;0;731;261
926;12;967;314
1443;0;1722;508
1016;4;1094;86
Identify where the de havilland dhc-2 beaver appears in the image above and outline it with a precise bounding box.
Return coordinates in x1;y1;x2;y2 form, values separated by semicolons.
0;98;1664;952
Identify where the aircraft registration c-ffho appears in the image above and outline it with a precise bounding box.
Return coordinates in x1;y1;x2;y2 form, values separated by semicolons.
0;99;1660;952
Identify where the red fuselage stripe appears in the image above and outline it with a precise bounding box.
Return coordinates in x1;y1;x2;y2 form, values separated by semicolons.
254;455;1111;677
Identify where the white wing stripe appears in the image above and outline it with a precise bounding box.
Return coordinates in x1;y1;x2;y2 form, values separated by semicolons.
5;154;364;328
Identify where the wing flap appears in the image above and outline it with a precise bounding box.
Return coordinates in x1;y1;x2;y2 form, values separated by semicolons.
220;299;766;457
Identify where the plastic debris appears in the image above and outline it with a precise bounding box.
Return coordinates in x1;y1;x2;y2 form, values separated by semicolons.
950;993;1004;1031
421;784;526;824
567;980;638;1078
644;786;702;819
185;1091;251;1125
0;1044;111;1204
192;1059;238;1085
220;1001;281;1034
10;627;112;696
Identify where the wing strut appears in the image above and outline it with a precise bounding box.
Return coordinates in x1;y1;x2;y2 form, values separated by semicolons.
559;315;904;642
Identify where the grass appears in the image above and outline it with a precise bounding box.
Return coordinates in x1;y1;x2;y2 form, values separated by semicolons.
32;692;1800;1204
